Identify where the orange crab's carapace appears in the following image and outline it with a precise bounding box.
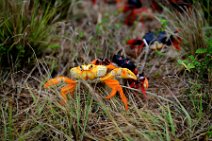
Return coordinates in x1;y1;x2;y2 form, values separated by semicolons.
44;63;138;110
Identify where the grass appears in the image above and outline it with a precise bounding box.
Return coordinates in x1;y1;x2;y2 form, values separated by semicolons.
0;0;78;70
0;0;56;69
0;1;211;141
1;79;210;140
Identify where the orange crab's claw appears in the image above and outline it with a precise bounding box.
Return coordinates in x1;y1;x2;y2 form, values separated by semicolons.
100;68;137;110
101;68;137;81
44;76;77;104
118;68;137;80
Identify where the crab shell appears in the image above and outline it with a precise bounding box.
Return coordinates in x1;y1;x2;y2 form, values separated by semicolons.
70;64;137;81
70;64;107;80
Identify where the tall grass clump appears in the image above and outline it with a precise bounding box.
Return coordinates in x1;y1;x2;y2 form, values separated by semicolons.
166;3;211;82
192;0;212;24
167;5;207;54
162;3;212;140
0;0;59;70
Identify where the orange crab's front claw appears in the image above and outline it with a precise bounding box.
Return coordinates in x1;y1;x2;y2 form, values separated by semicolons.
101;68;137;81
44;76;77;104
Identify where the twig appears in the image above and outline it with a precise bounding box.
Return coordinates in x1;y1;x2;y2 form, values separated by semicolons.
121;85;174;104
136;39;150;73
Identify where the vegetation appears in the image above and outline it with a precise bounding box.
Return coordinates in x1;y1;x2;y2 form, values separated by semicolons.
0;0;78;70
0;0;211;141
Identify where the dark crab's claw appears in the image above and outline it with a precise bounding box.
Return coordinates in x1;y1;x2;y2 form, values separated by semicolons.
128;73;149;98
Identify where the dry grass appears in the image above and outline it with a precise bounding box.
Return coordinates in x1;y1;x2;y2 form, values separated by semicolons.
164;4;207;55
0;1;211;141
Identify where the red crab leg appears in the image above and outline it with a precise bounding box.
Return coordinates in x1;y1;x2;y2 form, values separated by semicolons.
141;77;149;98
143;77;149;89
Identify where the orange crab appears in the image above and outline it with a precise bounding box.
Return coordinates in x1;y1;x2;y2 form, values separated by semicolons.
44;62;137;110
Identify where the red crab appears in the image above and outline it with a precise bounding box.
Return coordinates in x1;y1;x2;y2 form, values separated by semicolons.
126;38;145;57
127;31;182;52
117;0;153;26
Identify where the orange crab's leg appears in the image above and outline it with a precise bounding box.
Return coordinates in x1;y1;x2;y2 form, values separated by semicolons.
106;64;117;70
91;59;98;64
44;76;77;104
100;68;137;110
91;59;117;70
103;79;128;110
44;76;76;88
60;84;76;105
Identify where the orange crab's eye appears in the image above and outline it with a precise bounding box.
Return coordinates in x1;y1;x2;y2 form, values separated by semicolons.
80;65;83;71
89;65;93;69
